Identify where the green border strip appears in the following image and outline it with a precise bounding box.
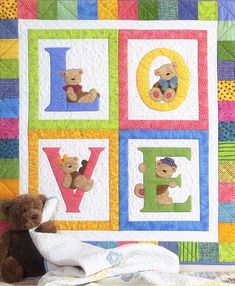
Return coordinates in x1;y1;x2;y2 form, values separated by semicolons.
28;29;118;130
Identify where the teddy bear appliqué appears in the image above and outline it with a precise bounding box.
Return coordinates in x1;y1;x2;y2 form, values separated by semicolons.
149;62;178;103
58;155;94;192
61;69;100;103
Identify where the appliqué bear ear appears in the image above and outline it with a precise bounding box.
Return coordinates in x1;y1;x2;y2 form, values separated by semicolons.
154;69;160;76
77;69;84;75
156;160;162;166
37;194;47;204
171;62;177;68
172;167;176;173
0;199;14;216
73;156;78;161
61;70;67;77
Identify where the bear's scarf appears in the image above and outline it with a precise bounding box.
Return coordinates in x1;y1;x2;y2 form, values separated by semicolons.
159;76;178;91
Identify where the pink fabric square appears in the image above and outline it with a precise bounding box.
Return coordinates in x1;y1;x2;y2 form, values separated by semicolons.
18;0;37;19
219;182;235;203
219;101;235;122
118;0;138;20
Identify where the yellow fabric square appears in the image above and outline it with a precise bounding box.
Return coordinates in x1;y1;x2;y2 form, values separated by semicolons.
0;0;17;19
98;0;118;19
0;39;18;59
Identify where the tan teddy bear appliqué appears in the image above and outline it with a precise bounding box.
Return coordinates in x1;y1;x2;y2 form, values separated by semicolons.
58;155;94;192
134;157;178;205
149;62;178;103
61;69;100;103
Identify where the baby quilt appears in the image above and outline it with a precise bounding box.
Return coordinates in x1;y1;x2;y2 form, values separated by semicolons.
17;20;218;243
0;0;234;266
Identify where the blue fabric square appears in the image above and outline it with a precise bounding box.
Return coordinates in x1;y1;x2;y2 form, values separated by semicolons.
218;0;235;20
178;0;198;20
0;20;18;39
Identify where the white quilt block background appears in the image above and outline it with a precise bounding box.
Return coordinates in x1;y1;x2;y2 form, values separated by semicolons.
38;139;110;221
38;39;109;120
128;39;199;120
128;139;200;222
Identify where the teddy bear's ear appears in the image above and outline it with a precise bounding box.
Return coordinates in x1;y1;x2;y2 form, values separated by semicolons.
61;70;67;77
0;200;14;216
172;167;176;173
171;62;177;69
73;156;78;161
37;194;47;204
156;160;162;166
78;69;84;75
154;69;160;76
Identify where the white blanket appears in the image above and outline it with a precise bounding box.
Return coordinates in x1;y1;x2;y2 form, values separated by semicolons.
30;198;216;286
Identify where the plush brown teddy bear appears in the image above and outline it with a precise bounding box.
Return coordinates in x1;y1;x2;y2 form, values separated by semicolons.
134;157;178;205
58;155;94;192
149;62;178;103
0;194;56;283
61;69;100;103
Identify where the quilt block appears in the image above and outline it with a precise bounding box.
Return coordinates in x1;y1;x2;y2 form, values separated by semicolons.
17;20;218;243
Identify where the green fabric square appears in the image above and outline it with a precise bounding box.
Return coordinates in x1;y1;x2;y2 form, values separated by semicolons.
0;159;19;179
218;21;235;42
57;0;78;20
158;0;178;20
218;41;235;61
219;243;235;262
138;0;158;20
0;59;19;79
199;243;219;262
198;1;218;20
38;0;58;20
178;242;199;262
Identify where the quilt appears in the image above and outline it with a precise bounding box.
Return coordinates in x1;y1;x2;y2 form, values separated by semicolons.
0;0;235;266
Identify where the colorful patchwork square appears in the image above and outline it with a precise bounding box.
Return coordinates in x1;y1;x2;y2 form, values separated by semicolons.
19;24;118;129
119;130;217;241
22;129;118;231
119;23;217;130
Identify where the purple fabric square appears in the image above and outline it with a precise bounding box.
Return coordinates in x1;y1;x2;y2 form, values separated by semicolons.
218;61;235;80
178;0;198;20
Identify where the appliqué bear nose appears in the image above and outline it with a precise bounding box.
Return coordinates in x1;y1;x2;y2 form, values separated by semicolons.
71;78;75;80
166;73;170;76
162;170;167;173
31;214;38;220
68;165;72;168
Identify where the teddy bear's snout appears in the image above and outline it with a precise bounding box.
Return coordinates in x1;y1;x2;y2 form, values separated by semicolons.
31;214;38;220
71;78;75;80
166;72;170;76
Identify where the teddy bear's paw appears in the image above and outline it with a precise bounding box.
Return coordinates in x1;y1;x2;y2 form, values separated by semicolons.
157;195;173;205
35;220;57;233
134;183;145;198
1;256;23;283
149;87;163;102
163;88;175;102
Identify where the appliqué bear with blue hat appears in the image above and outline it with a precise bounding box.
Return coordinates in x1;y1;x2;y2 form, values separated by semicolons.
149;62;178;103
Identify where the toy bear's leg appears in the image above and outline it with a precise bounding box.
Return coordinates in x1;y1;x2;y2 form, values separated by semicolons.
149;87;163;102
1;256;23;283
35;220;57;233
163;88;175;103
74;175;94;192
156;191;173;205
78;89;99;103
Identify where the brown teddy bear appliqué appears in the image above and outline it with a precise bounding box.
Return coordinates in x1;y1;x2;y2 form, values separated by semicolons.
61;69;100;103
149;62;178;103
58;155;94;192
134;157;178;205
0;194;57;283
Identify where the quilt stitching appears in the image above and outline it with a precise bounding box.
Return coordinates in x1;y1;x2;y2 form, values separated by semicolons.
219;0;235;20
58;0;77;19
